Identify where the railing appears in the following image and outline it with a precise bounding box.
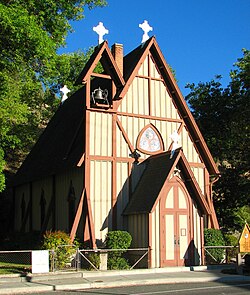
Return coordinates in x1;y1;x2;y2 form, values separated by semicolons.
78;248;149;271
204;245;239;264
0;247;149;273
0;250;32;273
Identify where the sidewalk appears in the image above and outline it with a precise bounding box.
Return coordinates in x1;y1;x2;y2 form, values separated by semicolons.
0;265;249;294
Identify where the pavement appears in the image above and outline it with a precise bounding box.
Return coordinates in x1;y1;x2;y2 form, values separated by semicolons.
0;265;249;294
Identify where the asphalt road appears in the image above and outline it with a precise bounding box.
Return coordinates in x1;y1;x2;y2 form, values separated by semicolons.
35;281;250;295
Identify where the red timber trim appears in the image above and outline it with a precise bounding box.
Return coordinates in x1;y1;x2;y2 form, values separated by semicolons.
118;36;219;176
116;117;134;153
189;162;206;168
117;111;183;123
200;215;205;265
147;55;152;116
70;188;85;241
153;47;219;175
77;153;85;167
84;109;96;248
69;188;96;247
179;153;211;215
119;39;156;100
112;114;117;229
86;77;91;109
209;175;220;229
204;169;219;229
149;150;211;216
75;41;124;92
159;177;192;267
85;190;96;247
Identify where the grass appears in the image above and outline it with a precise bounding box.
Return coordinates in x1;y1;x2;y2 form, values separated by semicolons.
0;262;31;274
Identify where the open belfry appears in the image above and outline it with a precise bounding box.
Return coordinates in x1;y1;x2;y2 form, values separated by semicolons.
13;22;220;268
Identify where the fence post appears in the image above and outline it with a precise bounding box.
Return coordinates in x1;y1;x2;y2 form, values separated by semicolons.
51;249;55;272
99;250;108;270
76;248;81;271
236;252;243;275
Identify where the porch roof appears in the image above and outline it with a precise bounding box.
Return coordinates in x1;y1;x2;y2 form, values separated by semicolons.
123;148;211;216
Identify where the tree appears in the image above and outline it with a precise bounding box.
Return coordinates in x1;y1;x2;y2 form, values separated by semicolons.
186;49;250;232
0;0;107;192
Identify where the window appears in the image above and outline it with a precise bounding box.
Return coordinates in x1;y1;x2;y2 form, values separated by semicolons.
137;124;164;155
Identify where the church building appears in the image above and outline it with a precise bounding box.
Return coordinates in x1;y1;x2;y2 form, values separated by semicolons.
13;23;220;268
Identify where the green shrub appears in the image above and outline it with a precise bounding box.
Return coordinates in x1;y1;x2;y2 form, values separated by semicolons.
105;230;132;249
41;230;79;269
107;256;130;270
204;228;225;264
224;233;239;262
88;253;100;270
105;231;132;270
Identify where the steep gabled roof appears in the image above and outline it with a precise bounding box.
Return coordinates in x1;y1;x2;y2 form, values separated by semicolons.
75;41;125;89
121;37;219;176
123;148;211;216
13;87;86;186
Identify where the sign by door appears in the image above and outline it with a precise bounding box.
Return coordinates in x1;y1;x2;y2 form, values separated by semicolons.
32;250;49;273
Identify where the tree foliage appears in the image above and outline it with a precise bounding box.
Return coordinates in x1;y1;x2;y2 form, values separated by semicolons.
186;49;250;232
0;0;106;191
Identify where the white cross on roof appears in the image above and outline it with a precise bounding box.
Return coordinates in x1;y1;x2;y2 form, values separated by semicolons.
139;20;153;43
60;85;70;103
93;22;109;44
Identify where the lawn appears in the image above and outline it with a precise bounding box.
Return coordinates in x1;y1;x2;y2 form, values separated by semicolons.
0;262;31;274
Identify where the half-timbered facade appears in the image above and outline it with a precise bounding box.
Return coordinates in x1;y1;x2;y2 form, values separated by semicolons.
13;37;220;267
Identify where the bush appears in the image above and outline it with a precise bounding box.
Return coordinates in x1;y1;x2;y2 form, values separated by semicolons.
88;253;100;270
224;233;239;262
41;230;79;269
105;231;132;270
105;230;132;249
204;228;225;264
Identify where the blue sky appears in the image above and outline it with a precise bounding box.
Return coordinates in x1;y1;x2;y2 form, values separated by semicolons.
59;0;250;96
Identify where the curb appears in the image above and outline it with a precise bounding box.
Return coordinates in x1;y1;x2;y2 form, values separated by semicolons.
0;274;250;294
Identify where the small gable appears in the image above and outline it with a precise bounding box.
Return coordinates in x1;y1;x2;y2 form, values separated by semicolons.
75;41;125;109
75;41;124;88
124;148;211;216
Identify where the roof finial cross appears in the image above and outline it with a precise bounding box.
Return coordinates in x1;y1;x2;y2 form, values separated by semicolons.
93;22;109;44
139;20;153;43
60;85;70;103
169;130;180;158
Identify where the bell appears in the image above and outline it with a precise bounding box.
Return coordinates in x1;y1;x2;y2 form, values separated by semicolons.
92;87;109;105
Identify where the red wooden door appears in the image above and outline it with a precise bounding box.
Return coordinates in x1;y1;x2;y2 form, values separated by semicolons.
160;178;191;267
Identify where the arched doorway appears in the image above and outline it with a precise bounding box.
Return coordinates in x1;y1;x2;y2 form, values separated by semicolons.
160;176;193;267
